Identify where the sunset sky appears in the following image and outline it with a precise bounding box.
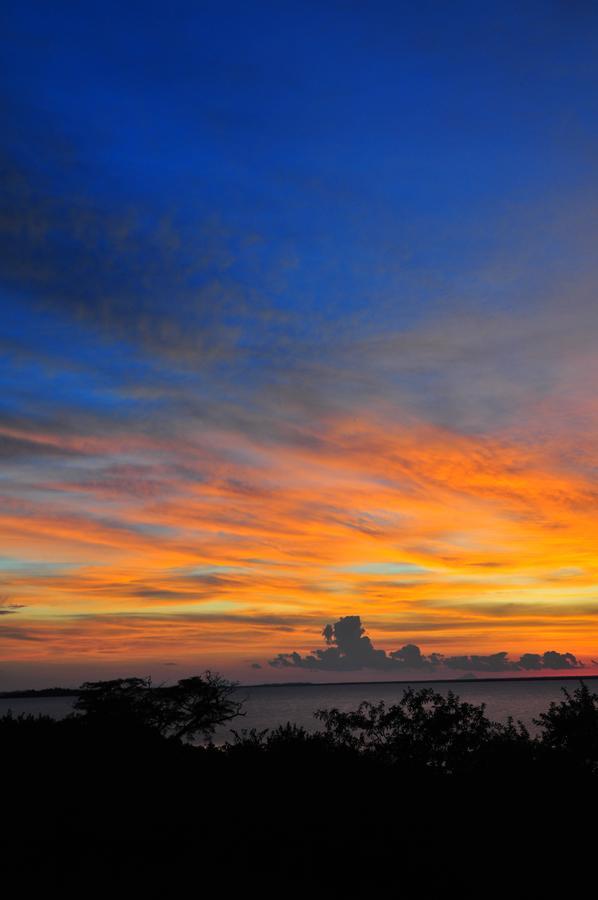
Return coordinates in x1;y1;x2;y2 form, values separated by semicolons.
2;1;598;687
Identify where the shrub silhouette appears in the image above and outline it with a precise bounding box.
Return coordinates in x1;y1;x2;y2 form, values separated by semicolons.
226;722;346;766
534;680;598;772
4;678;598;794
74;670;244;742
3;675;598;860
313;687;511;774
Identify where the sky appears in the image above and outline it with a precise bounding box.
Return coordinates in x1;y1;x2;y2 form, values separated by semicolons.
1;0;598;688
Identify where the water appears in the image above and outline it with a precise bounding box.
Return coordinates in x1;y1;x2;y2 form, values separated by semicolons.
212;676;594;741
1;676;594;741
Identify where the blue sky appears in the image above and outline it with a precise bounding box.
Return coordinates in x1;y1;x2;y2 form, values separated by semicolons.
2;1;598;686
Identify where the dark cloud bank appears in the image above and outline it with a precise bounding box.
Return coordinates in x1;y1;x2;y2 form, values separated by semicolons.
268;616;583;674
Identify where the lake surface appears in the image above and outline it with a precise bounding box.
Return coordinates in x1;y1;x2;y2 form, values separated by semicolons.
1;676;594;742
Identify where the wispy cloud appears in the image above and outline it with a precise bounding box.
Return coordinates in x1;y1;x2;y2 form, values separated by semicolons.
2;1;598;680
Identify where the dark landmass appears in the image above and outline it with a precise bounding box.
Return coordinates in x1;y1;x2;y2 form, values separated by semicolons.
0;687;80;699
4;671;598;698
6;675;593;887
3;672;597;886
244;672;598;689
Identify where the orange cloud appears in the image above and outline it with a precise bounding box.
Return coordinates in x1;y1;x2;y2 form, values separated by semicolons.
1;405;597;677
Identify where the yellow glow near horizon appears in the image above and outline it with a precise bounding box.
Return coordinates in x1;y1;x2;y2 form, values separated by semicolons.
1;410;597;675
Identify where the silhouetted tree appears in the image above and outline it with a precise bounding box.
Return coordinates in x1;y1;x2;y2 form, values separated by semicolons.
73;677;160;730
534;680;598;772
74;670;244;742
314;686;527;774
158;674;245;741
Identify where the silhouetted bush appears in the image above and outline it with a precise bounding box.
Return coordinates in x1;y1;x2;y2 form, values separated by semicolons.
534;681;598;772
3;676;598;860
314;686;515;774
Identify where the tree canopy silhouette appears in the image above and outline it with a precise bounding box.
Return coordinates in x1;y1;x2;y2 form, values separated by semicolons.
534;681;598;771
74;670;244;741
313;686;530;774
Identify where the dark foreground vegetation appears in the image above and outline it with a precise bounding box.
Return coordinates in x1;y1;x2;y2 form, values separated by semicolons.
3;674;597;885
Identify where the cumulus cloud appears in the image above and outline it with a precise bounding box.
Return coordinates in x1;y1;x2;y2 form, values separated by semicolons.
268;616;585;674
443;652;519;673
444;650;583;672
270;616;439;672
522;651;581;671
271;616;403;672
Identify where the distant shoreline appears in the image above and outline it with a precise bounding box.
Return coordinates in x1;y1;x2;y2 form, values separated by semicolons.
2;671;598;700
242;672;598;689
0;688;80;700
